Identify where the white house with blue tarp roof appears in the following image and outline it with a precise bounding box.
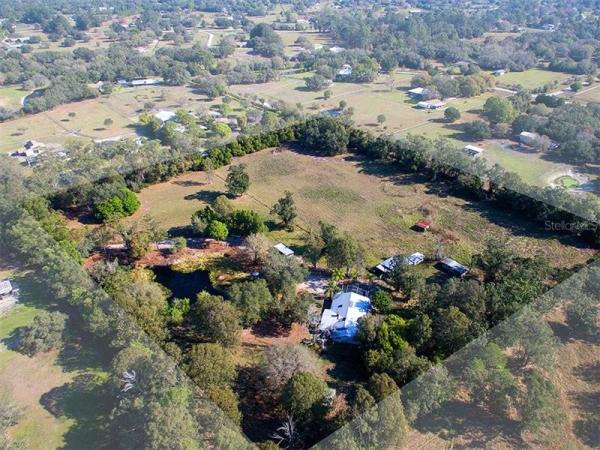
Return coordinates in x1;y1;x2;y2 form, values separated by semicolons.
319;291;371;343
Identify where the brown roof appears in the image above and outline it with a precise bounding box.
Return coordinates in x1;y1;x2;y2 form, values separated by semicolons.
415;220;431;229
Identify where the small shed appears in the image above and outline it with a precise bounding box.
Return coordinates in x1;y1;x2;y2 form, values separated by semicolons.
154;110;177;122
274;243;294;257
415;220;431;232
408;87;428;99
439;257;469;277
417;100;446;110
0;280;13;297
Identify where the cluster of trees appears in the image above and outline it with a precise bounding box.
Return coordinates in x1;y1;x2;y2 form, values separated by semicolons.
411;71;496;99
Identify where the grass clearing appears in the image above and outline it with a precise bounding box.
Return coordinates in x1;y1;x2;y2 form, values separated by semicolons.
497;68;572;90
0;86;27;109
136;148;596;268
556;175;581;189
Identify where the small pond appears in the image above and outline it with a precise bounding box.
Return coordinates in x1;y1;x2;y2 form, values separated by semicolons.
152;266;217;301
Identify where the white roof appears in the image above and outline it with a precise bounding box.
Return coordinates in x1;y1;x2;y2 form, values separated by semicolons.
329;46;345;53
154;110;177;122
274;243;294;256
408;87;426;95
376;252;424;272
319;291;371;342
0;280;13;296
465;145;484;155
520;131;539;139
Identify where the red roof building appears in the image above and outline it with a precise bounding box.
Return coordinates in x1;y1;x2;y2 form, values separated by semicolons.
415;220;431;231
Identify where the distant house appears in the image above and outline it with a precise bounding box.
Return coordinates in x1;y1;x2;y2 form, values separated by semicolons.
119;78;162;87
542;23;556;31
329;46;345;54
154;110;177;122
493;69;506;77
274;243;294;257
0;280;13;298
519;131;541;146
415;220;431;232
439;257;469;277
417;100;446;110
319;291;371;343
464;145;484;158
375;252;425;274
408;87;429;99
337;64;352;77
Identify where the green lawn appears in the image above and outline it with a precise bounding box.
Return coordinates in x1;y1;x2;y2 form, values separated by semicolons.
496;68;572;90
0;86;27;109
556;175;580;188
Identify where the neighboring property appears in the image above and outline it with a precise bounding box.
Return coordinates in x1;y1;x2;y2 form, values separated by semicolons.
414;220;431;232
464;145;484;158
0;280;18;314
407;87;429;99
337;64;352;77
274;243;294;257
118;78;162;87
375;252;425;274
519;131;541;146
318;291;371;343
438;257;469;277
154;110;177;122
492;69;506;77
329;46;345;54
9;140;48;166
417;100;446;110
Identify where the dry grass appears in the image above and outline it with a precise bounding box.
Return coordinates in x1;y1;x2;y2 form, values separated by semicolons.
136;148;596;267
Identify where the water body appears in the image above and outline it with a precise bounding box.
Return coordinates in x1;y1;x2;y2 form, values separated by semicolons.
152;266;217;301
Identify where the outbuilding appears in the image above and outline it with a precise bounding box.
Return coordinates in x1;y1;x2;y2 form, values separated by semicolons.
439;257;469;277
417;100;446;110
274;243;294;257
415;220;431;232
464;145;484;158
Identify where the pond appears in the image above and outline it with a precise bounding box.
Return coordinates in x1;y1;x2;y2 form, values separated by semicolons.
152;266;217;301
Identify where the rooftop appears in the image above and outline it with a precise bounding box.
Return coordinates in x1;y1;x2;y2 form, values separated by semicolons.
319;291;371;343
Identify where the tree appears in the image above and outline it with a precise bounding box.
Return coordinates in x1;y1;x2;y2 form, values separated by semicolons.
226;164;250;197
305;74;329;91
570;80;583;92
464;120;492;140
299;116;349;156
324;89;333;99
282;372;327;418
432;306;472;356
213;122;232;138
228;279;274;326
339;100;348;109
304;229;324;268
206;220;229;240
520;369;565;434
484;96;517;124
262;252;308;296
367;373;398;401
377;114;386;127
444;107;461;122
271;191;297;229
104;117;114;128
565;294;599;337
244;233;271;264
94;187;140;222
371;290;393;313
17;311;67;356
186;343;236;389
192;293;241;347
259;344;321;392
326;233;361;274
229;209;266;236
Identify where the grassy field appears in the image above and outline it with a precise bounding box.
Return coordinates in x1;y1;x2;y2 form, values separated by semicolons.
136;148;596;268
496;68;572;90
0;267;110;450
0;86;27;109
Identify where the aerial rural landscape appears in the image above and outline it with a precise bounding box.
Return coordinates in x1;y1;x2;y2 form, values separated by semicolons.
0;0;598;449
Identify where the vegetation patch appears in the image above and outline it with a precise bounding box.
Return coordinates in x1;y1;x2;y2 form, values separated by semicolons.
556;175;580;189
300;185;365;205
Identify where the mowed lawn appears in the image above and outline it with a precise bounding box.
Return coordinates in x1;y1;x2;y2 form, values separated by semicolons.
136;148;596;267
0;86;27;109
496;68;572;90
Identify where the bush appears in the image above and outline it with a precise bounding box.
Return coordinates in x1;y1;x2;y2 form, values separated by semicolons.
94;188;140;222
464;120;492;140
444;107;461;122
206;220;229;240
372;290;393;313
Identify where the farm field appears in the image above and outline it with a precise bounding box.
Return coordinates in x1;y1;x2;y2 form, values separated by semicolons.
496;68;572;90
0;85;241;153
135;148;596;268
574;83;600;103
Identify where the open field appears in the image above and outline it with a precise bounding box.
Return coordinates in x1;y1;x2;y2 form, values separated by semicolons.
496;68;572;90
0;268;110;450
0;86;27;109
136;148;596;268
574;83;600;103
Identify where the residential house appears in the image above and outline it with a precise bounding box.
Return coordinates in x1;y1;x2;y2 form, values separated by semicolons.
337;64;352;77
417;100;446;110
493;69;506;77
407;87;429;99
319;291;371;343
519;131;541;146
